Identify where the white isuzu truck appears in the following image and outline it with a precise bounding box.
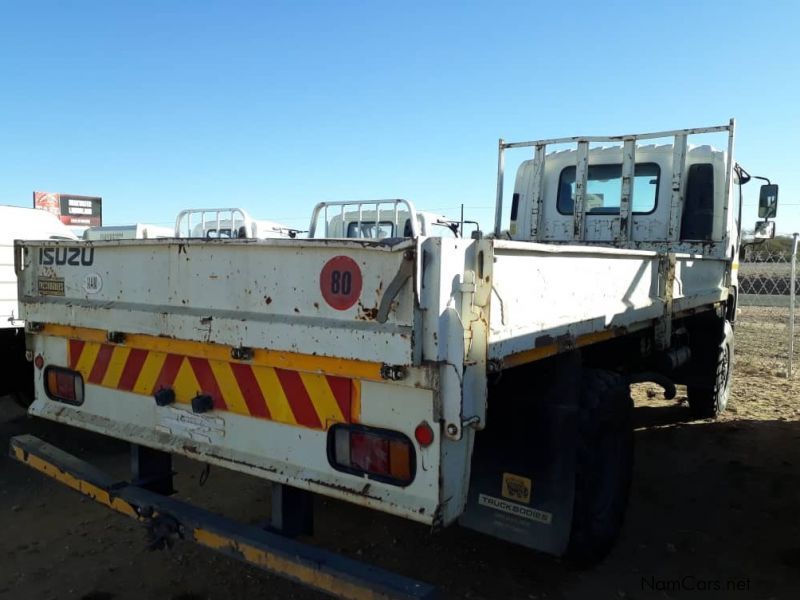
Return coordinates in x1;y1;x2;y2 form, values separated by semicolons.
10;121;778;599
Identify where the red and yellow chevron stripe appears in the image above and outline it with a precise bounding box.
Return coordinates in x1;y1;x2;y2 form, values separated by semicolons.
67;339;359;430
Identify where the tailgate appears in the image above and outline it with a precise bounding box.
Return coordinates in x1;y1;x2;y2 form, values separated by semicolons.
17;237;418;364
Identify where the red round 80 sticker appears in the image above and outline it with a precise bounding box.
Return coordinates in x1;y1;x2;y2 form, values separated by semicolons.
320;256;363;310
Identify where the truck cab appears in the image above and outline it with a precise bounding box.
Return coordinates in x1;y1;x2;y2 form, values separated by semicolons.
509;144;730;248
497;120;778;328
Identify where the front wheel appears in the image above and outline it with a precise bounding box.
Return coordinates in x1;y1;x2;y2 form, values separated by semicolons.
687;320;734;419
566;369;634;566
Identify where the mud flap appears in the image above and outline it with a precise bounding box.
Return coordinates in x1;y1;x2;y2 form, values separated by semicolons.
458;352;581;556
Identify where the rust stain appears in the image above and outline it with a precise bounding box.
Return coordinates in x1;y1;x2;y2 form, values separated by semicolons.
356;302;379;321
307;478;381;501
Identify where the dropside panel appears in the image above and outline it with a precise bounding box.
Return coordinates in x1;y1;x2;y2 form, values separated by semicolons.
17;238;418;365
487;241;728;364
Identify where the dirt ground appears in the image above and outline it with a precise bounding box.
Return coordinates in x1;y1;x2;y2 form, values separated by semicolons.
2;306;799;600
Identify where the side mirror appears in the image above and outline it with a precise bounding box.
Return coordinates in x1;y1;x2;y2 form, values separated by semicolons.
754;220;776;239
758;184;779;218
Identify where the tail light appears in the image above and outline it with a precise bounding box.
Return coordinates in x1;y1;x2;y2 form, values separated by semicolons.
44;367;84;405
328;425;415;486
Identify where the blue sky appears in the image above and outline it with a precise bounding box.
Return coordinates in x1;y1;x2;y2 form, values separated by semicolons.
1;0;798;235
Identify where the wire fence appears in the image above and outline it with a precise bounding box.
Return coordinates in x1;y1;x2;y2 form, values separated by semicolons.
738;235;799;376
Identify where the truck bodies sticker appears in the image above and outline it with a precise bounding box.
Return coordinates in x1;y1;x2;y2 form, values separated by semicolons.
478;493;553;525
320;255;363;310
38;277;65;296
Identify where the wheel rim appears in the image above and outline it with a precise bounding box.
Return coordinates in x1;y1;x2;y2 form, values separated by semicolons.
715;343;730;395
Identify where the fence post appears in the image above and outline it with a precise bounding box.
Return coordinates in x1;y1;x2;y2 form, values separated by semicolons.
789;233;799;378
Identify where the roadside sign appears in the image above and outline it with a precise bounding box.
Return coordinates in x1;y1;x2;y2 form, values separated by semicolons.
33;191;102;227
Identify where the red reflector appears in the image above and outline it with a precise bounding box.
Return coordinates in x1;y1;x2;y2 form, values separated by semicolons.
329;425;415;486
414;422;435;447
34;354;45;370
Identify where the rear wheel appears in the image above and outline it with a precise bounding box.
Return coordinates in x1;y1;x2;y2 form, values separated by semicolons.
566;369;634;565
687;320;733;419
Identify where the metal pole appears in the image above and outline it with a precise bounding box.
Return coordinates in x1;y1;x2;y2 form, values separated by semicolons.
494;139;505;237
721;118;736;253
789;232;799;377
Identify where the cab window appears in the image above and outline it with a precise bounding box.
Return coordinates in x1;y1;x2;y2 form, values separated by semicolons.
346;221;394;238
557;163;660;215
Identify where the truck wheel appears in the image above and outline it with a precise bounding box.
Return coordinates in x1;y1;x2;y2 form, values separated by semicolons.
566;369;634;566
687;320;734;419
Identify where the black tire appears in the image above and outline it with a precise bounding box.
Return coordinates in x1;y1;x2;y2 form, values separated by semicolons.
687;320;733;419
566;369;634;566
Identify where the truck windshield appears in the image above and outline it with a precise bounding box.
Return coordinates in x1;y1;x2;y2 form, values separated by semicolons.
557;162;660;215
346;221;395;239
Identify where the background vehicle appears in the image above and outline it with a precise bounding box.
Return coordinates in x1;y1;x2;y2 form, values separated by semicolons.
175;207;300;239
308;199;461;238
10;121;778;596
83;224;174;240
0;206;77;406
83;208;300;241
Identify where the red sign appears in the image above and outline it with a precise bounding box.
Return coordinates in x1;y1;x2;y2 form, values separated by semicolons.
320;256;363;310
34;191;102;227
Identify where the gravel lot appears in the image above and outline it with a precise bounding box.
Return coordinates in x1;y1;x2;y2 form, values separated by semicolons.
2;306;799;600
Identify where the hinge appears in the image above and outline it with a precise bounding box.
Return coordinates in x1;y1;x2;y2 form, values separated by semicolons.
376;250;415;324
231;346;253;361
107;331;126;344
380;364;407;381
